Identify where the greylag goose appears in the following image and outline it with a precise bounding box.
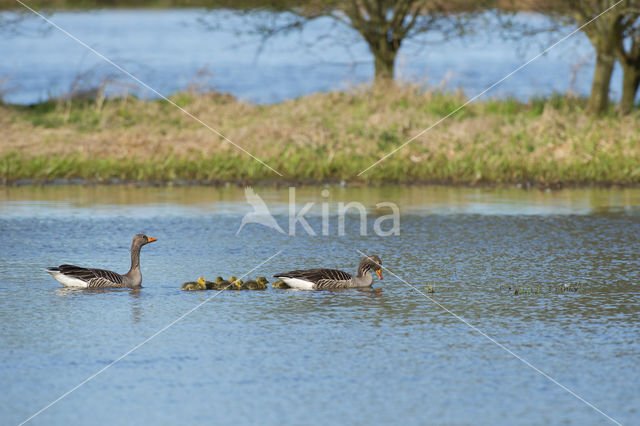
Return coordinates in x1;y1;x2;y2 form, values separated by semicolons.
46;234;157;289
273;255;383;290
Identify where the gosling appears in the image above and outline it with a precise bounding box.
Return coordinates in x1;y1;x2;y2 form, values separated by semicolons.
214;276;233;290
204;277;217;290
181;277;207;291
245;278;267;290
254;277;268;290
272;279;290;289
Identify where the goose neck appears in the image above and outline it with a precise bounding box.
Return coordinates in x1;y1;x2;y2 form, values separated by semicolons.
130;242;142;272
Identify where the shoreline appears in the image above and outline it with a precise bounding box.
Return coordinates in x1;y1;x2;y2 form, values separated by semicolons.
2;178;639;190
2;85;639;188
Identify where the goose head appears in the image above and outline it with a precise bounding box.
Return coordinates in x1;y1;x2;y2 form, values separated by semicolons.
361;255;383;279
133;234;157;247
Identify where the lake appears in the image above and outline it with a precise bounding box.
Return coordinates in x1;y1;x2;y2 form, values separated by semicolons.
1;185;639;424
0;9;625;104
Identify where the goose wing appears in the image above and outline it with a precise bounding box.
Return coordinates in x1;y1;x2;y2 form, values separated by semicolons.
274;268;352;284
55;264;126;287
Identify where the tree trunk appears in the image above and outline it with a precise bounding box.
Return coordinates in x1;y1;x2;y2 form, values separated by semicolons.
620;64;640;114
345;0;407;84
373;52;395;80
588;52;615;114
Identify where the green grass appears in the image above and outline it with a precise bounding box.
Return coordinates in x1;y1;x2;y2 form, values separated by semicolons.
2;148;637;186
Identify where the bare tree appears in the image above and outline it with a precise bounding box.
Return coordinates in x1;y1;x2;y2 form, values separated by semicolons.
205;0;487;81
324;0;469;80
572;0;626;114
0;8;51;35
615;13;640;113
513;0;640;114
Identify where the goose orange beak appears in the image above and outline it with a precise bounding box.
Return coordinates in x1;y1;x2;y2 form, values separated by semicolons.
375;268;383;279
147;237;157;243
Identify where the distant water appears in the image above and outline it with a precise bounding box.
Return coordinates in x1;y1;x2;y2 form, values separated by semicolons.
1;186;639;425
0;9;626;104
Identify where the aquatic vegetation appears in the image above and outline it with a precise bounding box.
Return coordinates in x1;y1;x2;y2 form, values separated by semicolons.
511;285;541;295
501;283;583;295
552;283;584;293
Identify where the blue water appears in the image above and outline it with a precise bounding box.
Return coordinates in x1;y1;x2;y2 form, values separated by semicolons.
0;9;624;104
1;186;639;425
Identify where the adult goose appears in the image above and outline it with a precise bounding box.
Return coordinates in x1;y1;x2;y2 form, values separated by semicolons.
46;234;157;289
274;255;383;290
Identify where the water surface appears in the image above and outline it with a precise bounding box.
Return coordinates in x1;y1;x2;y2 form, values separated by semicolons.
0;9;621;104
1;186;639;425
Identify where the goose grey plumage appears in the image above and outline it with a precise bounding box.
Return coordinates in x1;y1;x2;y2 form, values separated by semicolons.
46;234;157;289
273;255;383;290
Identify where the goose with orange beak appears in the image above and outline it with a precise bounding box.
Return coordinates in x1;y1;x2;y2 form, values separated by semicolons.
46;234;157;289
274;255;383;290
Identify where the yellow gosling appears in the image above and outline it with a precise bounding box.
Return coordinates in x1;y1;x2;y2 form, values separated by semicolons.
245;280;259;290
216;278;232;290
181;281;206;291
256;277;268;290
272;279;290;289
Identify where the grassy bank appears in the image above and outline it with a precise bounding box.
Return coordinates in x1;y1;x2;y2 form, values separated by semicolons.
1;84;639;186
